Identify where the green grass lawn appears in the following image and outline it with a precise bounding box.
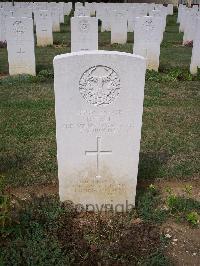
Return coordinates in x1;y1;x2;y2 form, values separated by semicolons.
0;11;200;265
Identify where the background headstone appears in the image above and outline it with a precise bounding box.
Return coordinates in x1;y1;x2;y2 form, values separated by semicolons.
6;17;35;76
35;10;53;46
134;16;162;71
111;10;127;44
71;16;98;52
51;4;60;32
190;18;200;74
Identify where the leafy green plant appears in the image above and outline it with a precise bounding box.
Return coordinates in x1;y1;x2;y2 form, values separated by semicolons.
145;68;195;82
166;194;178;211
149;184;156;192
140;249;170;266
186;211;199;226
165;187;178;212
165;187;200;225
37;69;54;81
145;70;164;82
183;185;193;197
167;67;183;80
137;187;167;223
160;67;194;81
166;187;200;212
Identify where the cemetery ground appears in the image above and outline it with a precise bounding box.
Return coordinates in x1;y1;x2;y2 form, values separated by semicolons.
0;12;200;265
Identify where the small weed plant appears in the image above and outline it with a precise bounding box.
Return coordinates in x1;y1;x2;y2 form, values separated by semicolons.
165;186;200;226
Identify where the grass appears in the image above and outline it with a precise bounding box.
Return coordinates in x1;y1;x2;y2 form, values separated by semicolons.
0;11;200;265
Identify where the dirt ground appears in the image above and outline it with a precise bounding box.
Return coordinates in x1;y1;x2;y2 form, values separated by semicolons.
159;178;200;266
157;177;200;202
6;178;200;266
161;221;200;266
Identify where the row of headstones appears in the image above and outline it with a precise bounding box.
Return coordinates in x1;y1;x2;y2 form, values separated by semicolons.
52;2;199;75
178;4;200;74
2;2;199;76
72;3;173;72
0;2;73;45
0;1;172;45
0;2;172;76
0;2;73;76
75;2;173;33
179;0;200;6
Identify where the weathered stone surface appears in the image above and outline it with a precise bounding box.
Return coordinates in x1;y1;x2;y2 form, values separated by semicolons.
53;51;146;211
6;17;35;76
134;16;162;71
111;10;127;44
35;10;53;46
71;16;98;52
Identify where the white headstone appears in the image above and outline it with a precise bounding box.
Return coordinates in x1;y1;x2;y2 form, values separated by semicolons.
111;10;127;44
35;10;53;46
190;18;200;74
75;2;83;9
15;8;32;19
53;50;146;211
85;2;96;16
134;16;162;71
74;6;90;17
183;9;198;45
33;2;47;12
127;8;136;32
6;17;35;76
51;5;60;32
179;6;187;32
64;2;72;16
58;2;65;24
96;7;111;32
71;16;98;52
149;9;166;34
167;4;173;15
0;11;6;42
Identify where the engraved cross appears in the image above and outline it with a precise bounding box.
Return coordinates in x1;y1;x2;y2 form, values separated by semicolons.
85;137;112;178
17;48;25;55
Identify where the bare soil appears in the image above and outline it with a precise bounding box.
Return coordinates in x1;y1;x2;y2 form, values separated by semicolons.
161;221;200;266
5;178;200;266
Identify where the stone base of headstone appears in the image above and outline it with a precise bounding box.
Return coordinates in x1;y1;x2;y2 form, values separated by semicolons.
111;33;127;45
8;44;36;76
37;37;53;47
53;24;60;32
190;64;198;75
134;44;160;71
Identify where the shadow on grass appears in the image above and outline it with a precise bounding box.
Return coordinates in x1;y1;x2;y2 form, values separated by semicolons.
138;151;170;183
